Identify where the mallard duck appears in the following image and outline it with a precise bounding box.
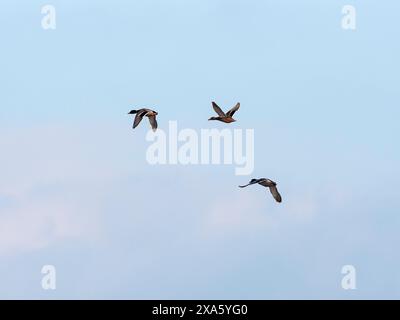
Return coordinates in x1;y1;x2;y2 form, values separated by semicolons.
239;178;282;203
208;102;240;123
128;108;158;132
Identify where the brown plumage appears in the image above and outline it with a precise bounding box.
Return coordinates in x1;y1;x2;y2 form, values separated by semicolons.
239;178;282;203
209;102;240;123
128;108;158;132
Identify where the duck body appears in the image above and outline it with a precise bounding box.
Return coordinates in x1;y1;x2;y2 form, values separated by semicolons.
128;108;158;131
239;178;282;203
209;102;240;123
208;116;236;123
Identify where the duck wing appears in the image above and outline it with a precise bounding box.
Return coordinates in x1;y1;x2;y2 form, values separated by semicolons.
226;103;240;117
212;102;227;117
239;183;251;188
258;179;273;188
239;180;258;188
269;185;282;203
133;109;148;129
148;115;158;132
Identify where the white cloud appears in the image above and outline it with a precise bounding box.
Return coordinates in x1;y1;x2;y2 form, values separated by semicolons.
283;191;318;223
202;193;270;232
0;191;99;256
0;124;126;256
0;123;145;195
200;189;319;237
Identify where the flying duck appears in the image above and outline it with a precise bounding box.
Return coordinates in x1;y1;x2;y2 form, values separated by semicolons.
209;102;240;123
239;178;282;203
128;108;158;132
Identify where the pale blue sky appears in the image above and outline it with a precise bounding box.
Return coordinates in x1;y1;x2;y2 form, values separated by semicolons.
0;0;399;299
